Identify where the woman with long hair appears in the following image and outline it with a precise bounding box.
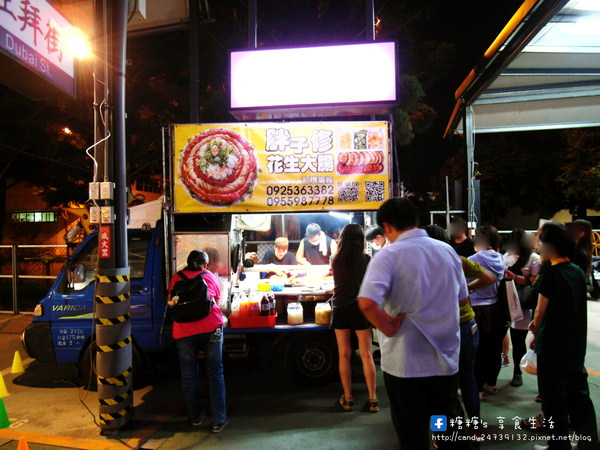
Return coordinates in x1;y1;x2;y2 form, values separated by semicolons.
330;224;378;412
503;229;541;387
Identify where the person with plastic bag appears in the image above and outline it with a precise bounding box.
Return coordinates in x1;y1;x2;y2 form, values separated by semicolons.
503;229;541;387
529;223;599;449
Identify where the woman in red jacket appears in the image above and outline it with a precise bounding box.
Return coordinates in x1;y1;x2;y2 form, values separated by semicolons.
168;250;227;432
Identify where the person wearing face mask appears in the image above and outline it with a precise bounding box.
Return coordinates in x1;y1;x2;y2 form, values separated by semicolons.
365;226;387;253
296;223;337;265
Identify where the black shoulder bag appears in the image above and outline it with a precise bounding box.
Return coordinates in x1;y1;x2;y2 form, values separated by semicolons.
168;270;213;323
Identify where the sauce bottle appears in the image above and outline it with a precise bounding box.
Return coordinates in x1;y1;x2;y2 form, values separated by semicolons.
260;294;270;316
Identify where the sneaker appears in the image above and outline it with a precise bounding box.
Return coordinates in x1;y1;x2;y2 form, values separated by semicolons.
191;414;206;426
367;398;379;413
510;374;523;387
339;394;354;411
501;354;510;366
211;421;228;433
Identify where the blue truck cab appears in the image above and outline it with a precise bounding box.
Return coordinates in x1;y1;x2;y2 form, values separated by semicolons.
22;225;169;372
22;205;342;387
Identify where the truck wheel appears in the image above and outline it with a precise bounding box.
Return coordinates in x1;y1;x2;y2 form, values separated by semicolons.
285;331;337;386
78;342;142;391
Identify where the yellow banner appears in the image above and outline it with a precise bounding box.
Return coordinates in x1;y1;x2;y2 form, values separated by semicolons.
172;122;390;213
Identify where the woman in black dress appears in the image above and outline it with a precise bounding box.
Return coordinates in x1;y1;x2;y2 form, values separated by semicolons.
330;224;378;412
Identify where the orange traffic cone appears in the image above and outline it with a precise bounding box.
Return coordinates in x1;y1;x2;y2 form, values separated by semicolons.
17;437;30;450
11;351;25;374
0;373;9;398
0;398;10;429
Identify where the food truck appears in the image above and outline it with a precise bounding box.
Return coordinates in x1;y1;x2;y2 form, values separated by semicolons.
22;120;392;387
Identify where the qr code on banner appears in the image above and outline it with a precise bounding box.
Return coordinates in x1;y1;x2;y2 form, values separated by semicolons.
338;182;359;202
366;181;385;202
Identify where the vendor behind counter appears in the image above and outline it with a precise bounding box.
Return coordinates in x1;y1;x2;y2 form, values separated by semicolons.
296;223;338;265
261;237;297;265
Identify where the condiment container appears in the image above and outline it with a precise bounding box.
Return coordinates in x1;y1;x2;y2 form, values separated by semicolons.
287;302;303;325
315;302;332;325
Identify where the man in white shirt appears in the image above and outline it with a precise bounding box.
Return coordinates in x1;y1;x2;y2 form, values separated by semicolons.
359;198;469;449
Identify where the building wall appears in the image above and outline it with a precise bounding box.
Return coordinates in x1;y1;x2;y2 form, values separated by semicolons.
3;180;66;245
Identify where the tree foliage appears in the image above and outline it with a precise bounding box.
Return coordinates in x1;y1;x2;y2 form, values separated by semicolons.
558;128;600;216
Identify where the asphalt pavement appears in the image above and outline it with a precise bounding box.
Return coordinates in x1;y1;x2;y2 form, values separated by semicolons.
0;302;599;450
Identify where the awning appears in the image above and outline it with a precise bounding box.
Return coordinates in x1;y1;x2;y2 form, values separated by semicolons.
445;0;600;136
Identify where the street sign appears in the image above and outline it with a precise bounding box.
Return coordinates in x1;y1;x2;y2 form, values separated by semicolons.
99;226;112;259
0;0;76;96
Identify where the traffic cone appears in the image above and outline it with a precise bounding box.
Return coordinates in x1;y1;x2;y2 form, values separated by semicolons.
11;351;24;374
17;437;29;450
0;373;9;398
0;398;10;429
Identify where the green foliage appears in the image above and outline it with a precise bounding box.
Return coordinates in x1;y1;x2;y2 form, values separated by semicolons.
444;131;569;224
558;128;600;213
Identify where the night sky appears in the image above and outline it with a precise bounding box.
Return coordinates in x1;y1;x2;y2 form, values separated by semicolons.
1;0;556;223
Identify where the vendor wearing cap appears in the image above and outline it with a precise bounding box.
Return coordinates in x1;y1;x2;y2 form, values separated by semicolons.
296;223;337;265
261;237;297;265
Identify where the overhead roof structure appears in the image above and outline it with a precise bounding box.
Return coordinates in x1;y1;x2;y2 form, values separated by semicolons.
444;0;600;227
445;0;600;136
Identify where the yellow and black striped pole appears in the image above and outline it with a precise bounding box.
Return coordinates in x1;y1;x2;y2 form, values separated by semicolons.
92;0;132;432
95;272;132;429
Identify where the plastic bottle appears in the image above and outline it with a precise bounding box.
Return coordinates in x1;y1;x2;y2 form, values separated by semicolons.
260;294;270;316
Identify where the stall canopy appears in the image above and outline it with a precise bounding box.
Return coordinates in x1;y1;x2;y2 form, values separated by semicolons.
444;0;600;227
445;0;600;136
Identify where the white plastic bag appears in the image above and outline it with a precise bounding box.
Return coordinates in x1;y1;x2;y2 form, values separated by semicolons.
520;349;537;375
506;280;524;322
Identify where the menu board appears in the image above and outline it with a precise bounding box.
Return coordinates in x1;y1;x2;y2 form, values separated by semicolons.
172;121;390;213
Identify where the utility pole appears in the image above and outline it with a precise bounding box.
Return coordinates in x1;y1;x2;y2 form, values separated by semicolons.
189;0;200;122
92;0;132;432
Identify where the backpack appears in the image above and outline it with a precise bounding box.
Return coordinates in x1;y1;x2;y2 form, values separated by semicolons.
168;270;213;323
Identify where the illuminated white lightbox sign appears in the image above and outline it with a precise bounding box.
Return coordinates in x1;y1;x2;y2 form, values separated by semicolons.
230;41;397;110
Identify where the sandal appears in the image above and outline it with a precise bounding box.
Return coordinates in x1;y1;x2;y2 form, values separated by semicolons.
483;384;498;395
368;398;379;413
339;395;354;411
521;414;544;430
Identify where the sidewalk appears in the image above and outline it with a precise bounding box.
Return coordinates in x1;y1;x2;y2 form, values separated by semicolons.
0;301;598;449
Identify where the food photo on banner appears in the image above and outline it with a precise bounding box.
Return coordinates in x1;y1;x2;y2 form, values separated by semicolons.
172;122;391;213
